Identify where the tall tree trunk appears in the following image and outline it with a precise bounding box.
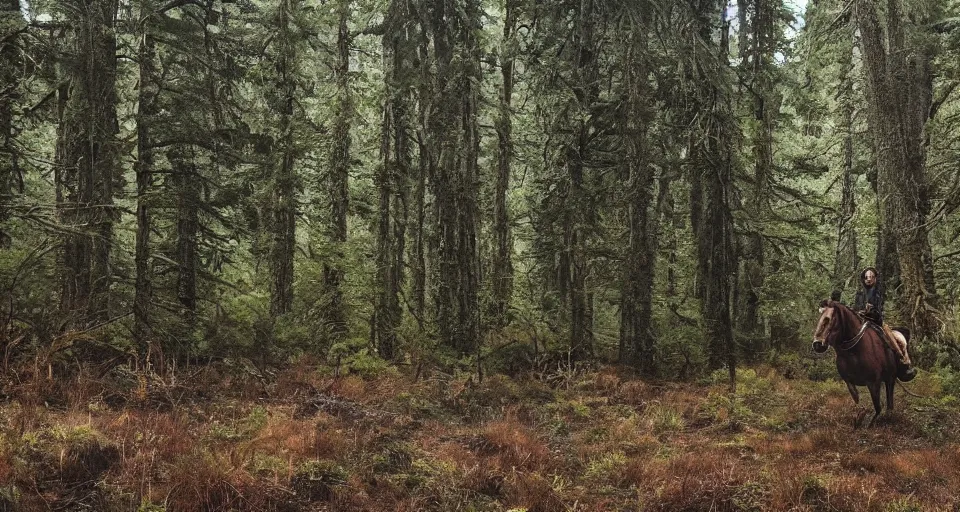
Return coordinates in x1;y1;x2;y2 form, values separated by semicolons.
834;28;859;292
456;0;482;358
171;148;199;325
375;100;396;357
855;0;937;338
690;0;736;384
739;0;776;339
410;26;429;328
411;140;427;324
489;0;516;330
325;0;351;337
269;0;298;317
618;18;656;372
56;0;120;328
0;0;22;250
427;0;481;356
564;0;599;361
375;0;414;359
134;4;158;357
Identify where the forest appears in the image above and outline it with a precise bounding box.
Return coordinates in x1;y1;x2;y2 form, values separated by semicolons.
3;0;960;509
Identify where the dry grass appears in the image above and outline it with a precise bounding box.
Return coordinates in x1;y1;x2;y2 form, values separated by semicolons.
478;417;551;471
1;363;960;510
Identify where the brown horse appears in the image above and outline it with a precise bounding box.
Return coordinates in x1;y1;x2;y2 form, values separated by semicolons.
811;300;901;427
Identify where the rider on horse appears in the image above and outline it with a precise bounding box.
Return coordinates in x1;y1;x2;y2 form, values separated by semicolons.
853;266;914;375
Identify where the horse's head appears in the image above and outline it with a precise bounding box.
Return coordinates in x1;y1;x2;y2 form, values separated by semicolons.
812;299;843;353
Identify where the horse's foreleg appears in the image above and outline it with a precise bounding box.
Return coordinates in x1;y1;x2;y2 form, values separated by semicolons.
846;382;860;404
847;382;865;429
866;382;883;427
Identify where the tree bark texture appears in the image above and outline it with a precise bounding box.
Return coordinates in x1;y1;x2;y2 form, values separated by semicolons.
489;0;516;330
739;0;777;338
855;0;938;338
134;6;158;355
409;25;430;328
269;0;299;317
618;17;656;372
171;147;200;324
552;0;600;362
426;0;481;356
325;0;351;336
0;0;22;249
375;0;416;359
834;28;859;291
56;0;120;328
689;0;737;378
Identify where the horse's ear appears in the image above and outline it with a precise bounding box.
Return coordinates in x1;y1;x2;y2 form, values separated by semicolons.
819;299;829;308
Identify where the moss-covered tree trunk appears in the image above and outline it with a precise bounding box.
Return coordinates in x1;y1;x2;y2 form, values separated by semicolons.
134;1;158;356
564;0;599;361
688;0;737;383
171;148;199;325
374;0;414;359
325;0;351;338
56;0;120;328
856;0;938;338
618;16;656;372
834;25;859;292
489;0;516;330
0;0;22;250
269;0;299;318
739;0;778;340
426;0;481;356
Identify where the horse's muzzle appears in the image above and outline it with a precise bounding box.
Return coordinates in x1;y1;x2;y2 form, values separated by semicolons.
812;340;828;353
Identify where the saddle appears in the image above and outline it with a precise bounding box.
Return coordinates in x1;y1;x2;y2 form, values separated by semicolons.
865;322;916;382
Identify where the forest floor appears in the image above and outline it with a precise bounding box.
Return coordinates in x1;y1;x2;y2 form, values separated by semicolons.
1;359;960;511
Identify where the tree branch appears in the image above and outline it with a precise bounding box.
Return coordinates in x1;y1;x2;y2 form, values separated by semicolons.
929;80;958;122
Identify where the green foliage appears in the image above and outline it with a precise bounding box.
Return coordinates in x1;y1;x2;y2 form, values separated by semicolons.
207;406;268;442
583;451;628;487
328;345;390;377
731;481;768;512
800;474;829;506
932;366;960;397
291;459;349;502
0;246;60;349
643;404;685;434
3;0;959;392
137;500;166;512
0;485;19;507
884;497;923;512
768;351;835;382
50;424;99;445
200;292;271;358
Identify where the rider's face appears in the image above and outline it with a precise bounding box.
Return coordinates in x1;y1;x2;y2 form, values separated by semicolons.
864;271;876;287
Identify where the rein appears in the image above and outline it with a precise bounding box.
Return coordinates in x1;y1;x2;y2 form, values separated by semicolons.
835;319;870;351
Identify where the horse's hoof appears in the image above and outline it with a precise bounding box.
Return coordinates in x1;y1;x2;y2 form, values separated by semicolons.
898;366;917;382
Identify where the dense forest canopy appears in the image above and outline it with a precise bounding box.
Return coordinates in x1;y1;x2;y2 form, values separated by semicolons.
3;0;960;381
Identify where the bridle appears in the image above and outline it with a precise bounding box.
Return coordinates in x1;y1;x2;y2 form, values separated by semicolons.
834;321;870;351
815;304;871;352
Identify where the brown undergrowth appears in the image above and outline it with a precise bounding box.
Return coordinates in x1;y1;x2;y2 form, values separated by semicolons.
0;362;958;511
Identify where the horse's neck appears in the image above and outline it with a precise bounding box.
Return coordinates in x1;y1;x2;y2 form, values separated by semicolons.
835;307;863;339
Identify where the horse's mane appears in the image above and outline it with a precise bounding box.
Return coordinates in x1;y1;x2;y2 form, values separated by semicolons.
829;300;855;317
820;300;859;322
